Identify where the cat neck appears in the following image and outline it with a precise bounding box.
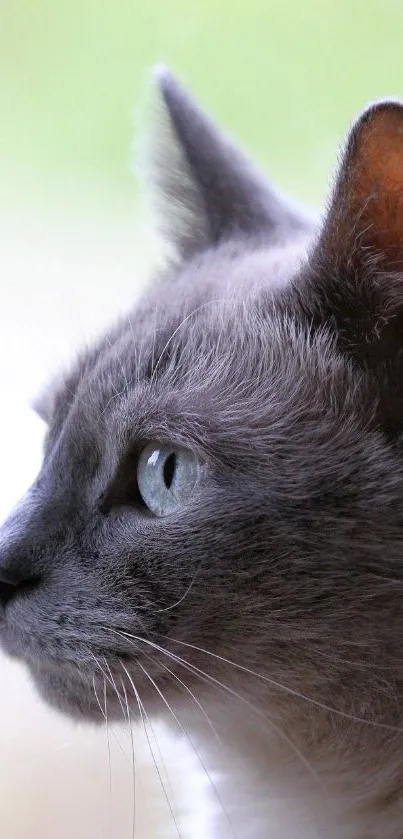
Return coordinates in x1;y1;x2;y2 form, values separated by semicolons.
176;697;403;839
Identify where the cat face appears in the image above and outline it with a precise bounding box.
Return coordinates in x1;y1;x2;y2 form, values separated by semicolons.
1;70;403;737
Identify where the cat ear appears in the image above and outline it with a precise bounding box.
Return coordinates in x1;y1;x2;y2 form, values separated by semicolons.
142;66;313;262
317;100;403;269
306;100;403;434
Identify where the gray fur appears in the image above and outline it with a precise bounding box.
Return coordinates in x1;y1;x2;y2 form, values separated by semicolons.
143;66;314;262
1;72;403;837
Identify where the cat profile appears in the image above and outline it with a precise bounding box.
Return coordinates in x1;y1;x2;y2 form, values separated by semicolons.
1;67;403;838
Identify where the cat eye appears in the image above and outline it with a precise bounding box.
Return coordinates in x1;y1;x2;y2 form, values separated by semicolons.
137;443;202;517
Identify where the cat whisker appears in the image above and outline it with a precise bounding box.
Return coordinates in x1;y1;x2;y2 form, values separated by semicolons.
88;649;127;716
90;670;114;802
149;298;231;385
101;648;140;829
96;299;230;425
137;658;238;839
140;646;222;746
91;674;114;839
120;678;137;839
91;672;107;720
119;659;182;839
96;391;125;425
105;336;129;395
150;311;158;384
96;320;142;424
126;314;142;388
103;627;222;743
163;635;403;735
102;677;114;839
304;644;394;671
107;628;323;790
153;561;202;613
97;657;138;838
88;651;133;765
102;655;128;718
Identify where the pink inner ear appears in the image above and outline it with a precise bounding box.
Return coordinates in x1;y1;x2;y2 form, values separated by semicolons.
345;105;403;261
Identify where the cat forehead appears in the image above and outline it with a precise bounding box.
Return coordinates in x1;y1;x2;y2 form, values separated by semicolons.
36;237;312;426
96;240;312;368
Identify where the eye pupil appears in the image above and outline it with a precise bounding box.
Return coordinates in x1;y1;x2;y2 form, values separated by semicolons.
163;452;176;489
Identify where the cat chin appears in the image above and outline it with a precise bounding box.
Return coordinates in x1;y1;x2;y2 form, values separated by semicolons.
28;658;166;725
30;665;131;722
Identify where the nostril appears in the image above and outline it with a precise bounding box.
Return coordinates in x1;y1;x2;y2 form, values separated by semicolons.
0;575;41;609
0;581;17;607
0;567;28;587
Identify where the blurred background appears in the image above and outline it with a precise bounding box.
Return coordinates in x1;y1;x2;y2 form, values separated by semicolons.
1;1;403;837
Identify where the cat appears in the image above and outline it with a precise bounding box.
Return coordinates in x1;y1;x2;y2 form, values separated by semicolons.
1;66;403;839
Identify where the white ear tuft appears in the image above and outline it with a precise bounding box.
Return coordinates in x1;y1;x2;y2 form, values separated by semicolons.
134;67;313;266
134;67;212;265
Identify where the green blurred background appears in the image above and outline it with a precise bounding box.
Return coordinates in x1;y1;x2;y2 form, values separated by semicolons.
2;0;403;214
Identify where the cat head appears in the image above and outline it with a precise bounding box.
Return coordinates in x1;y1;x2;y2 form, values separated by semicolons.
1;69;403;748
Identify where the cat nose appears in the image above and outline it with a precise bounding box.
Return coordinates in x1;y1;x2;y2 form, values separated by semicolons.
0;489;49;618
0;537;41;616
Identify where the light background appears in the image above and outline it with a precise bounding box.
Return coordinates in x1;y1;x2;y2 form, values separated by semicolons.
1;1;403;837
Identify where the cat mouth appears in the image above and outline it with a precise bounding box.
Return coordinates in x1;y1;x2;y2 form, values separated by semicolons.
0;624;184;723
0;610;212;724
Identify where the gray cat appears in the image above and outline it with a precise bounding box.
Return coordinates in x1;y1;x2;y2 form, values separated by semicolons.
1;68;403;838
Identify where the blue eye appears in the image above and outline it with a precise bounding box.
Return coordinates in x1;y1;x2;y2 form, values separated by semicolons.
137;443;202;516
